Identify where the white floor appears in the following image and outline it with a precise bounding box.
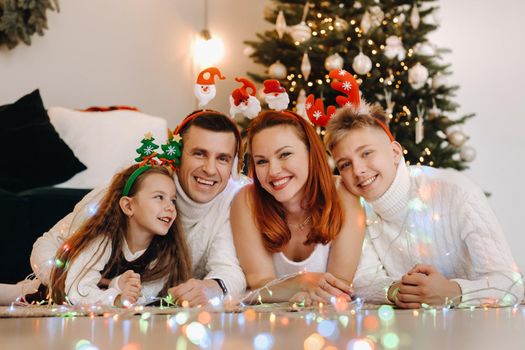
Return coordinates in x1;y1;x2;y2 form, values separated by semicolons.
1;306;524;349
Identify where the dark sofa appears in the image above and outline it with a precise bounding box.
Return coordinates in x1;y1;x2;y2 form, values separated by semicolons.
0;90;90;283
0;187;90;283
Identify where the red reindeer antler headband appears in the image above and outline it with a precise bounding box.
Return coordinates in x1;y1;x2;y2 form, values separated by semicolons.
305;69;394;141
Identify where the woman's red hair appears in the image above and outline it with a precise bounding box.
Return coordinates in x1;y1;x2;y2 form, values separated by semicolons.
247;110;344;252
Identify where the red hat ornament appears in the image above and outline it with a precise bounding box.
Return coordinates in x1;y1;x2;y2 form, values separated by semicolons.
194;67;226;108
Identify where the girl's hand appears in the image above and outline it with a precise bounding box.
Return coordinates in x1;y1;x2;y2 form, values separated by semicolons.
117;270;141;306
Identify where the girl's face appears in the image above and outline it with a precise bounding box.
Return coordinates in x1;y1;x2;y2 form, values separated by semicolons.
128;173;177;237
252;125;309;208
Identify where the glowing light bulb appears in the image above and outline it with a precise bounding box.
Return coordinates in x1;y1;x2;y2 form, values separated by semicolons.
193;30;225;68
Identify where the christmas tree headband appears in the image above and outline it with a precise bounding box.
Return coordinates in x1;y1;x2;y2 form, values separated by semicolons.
305;68;395;142
122;131;182;196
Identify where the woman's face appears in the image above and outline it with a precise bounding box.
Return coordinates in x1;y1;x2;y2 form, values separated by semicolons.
251;125;309;207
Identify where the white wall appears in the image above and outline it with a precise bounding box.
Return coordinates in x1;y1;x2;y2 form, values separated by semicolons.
0;0;266;126
1;1;524;271
430;0;525;272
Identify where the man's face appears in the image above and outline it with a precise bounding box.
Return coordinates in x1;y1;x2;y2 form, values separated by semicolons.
331;127;402;201
177;126;236;203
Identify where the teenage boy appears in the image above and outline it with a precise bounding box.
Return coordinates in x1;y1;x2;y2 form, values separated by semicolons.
325;105;523;308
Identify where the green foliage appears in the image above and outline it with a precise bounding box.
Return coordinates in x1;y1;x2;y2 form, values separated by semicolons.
0;0;59;49
246;0;474;170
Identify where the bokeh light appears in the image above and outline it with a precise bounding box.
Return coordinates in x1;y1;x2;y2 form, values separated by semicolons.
253;332;274;350
304;333;325;350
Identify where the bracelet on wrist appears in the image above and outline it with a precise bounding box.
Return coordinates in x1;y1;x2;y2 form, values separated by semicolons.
212;278;228;296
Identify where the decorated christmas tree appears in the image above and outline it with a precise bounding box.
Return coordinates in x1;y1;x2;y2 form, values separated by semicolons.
244;0;475;170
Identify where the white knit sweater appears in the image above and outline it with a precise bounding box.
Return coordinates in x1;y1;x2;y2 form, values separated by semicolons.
353;161;524;306
30;176;247;297
174;176;247;297
64;237;165;305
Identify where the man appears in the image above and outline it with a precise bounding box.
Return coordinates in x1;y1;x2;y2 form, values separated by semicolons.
324;104;523;308
30;111;247;306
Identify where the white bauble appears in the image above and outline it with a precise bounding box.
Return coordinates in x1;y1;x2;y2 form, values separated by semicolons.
431;73;448;90
447;130;467;147
410;5;420;29
243;46;255;56
269;61;287;79
408;62;429;89
352;52;372;75
361;11;371;34
413;42;435;56
334;16;349;32
460;145;477;162
289;21;312;42
384;35;406;60
275;10;287;39
301;53;311;80
369;6;385;26
295;89;308;119
324;53;344;71
353;1;362;9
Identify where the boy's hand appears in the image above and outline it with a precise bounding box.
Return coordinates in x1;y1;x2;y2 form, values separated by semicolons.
397;264;461;307
116;270;141;306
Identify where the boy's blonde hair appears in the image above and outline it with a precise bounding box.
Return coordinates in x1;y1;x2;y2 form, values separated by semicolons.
325;103;389;151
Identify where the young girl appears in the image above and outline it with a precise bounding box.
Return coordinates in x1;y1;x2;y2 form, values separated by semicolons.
49;164;191;306
231;110;366;304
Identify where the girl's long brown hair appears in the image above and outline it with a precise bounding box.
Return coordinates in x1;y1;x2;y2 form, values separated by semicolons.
49;165;192;303
247;110;344;252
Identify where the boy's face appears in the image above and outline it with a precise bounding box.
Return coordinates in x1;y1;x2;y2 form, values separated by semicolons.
178;125;236;203
331;127;402;201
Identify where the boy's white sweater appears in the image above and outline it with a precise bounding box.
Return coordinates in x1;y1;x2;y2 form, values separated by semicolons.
353;161;524;306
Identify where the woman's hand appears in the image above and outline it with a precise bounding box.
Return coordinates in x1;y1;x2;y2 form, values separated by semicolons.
294;272;353;305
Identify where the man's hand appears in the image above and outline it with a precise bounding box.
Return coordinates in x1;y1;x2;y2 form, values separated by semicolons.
397;264;461;307
115;270;141;306
168;279;223;307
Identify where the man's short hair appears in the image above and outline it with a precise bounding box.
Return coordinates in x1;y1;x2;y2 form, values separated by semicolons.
325;103;388;151
178;110;241;155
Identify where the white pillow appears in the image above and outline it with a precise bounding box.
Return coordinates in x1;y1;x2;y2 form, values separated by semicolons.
49;107;168;189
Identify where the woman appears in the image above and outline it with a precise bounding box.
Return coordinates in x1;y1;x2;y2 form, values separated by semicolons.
231;110;365;304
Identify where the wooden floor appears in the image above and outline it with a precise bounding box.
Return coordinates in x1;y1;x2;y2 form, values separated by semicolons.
1;305;525;349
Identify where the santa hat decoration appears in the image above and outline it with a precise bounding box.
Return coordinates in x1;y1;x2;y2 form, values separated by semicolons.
229;77;261;119
196;67;226;85
263;79;286;94
194;67;226;108
263;79;289;111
